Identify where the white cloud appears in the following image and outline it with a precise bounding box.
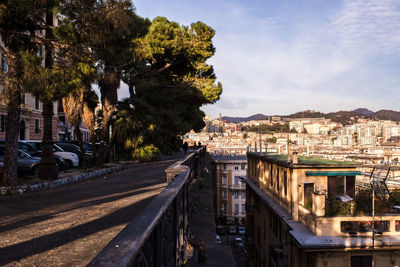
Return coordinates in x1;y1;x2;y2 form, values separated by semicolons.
128;0;400;118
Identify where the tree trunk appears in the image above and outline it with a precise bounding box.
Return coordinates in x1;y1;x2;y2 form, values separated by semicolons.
128;84;135;101
39;100;58;179
98;65;120;163
3;49;22;186
82;105;97;164
38;11;58;179
74;120;87;167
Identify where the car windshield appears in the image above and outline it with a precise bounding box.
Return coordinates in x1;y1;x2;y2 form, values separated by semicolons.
18;143;39;155
53;144;64;152
18;150;31;158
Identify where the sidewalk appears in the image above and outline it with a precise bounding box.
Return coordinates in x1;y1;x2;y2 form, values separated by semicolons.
0;152;186;266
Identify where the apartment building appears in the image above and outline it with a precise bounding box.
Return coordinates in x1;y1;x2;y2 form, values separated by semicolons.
212;155;247;228
246;152;400;267
0;19;90;142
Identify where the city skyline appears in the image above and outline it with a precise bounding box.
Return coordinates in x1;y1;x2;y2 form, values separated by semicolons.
128;0;400;118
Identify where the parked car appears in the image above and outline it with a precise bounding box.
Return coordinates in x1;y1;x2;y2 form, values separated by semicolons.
238;226;246;235
58;140;94;153
21;140;79;169
0;146;41;176
0;140;66;170
56;142;92;159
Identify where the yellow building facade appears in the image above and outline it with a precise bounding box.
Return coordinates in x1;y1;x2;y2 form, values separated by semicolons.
246;152;400;267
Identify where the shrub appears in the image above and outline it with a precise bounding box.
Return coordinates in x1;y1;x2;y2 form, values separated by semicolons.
305;199;313;211
325;199;351;216
354;189;372;215
132;144;161;162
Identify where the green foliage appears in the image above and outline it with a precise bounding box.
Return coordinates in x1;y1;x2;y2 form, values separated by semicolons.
353;188;392;215
325;199;352;216
120;16;222;154
305;199;313;211
241;123;290;133
390;189;400;206
131;144;161;162
354;189;372;215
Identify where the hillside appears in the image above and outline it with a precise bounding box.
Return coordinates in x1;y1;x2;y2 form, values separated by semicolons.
222;113;268;123
220;108;400;124
374;110;400;121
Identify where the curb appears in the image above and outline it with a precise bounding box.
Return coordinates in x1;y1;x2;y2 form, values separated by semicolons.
0;165;123;196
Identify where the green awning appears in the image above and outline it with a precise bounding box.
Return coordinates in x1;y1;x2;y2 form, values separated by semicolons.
305;171;361;176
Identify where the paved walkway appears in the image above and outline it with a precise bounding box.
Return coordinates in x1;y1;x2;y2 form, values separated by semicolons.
0;153;185;266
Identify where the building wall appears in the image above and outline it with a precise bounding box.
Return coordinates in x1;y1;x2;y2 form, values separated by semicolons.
246;153;400;267
213;157;247;226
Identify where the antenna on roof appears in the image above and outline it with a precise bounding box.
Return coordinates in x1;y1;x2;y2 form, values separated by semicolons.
369;165;391;267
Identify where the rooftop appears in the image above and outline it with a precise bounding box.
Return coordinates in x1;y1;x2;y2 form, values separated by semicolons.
212;155;247;162
248;152;360;167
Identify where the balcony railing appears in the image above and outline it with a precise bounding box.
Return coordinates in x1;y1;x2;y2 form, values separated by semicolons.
89;147;205;267
229;184;246;190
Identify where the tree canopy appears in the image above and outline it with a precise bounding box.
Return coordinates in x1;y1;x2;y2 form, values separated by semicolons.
120;16;222;154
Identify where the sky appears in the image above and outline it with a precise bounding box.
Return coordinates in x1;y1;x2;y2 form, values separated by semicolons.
121;0;400;118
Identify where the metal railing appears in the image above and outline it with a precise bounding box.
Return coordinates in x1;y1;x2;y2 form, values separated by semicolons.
229;184;246;190
89;146;205;267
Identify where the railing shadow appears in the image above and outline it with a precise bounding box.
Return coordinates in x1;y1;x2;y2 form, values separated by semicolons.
88;146;206;267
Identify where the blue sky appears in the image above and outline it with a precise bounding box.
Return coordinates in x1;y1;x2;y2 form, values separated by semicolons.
121;0;400;118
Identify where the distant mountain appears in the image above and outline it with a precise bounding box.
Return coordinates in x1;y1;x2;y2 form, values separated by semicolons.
374;109;400;121
287;110;326;118
353;108;374;117
222;113;268;123
220;108;400;124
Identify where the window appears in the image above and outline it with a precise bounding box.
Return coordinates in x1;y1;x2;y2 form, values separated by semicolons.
234;192;239;199
35;96;40;110
222;189;227;198
222;174;227;185
234;204;239;213
241;163;246;170
234;176;240;185
234;165;239;170
328;176;345;200
35;119;40;133
1;115;7;132
242;204;246;214
241;191;245;198
223;164;227;170
351;256;372;267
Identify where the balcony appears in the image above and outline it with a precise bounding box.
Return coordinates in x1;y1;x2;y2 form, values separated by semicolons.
229;184;245;190
298;202;400;237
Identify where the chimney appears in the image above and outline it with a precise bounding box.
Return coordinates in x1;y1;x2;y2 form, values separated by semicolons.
292;152;298;164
